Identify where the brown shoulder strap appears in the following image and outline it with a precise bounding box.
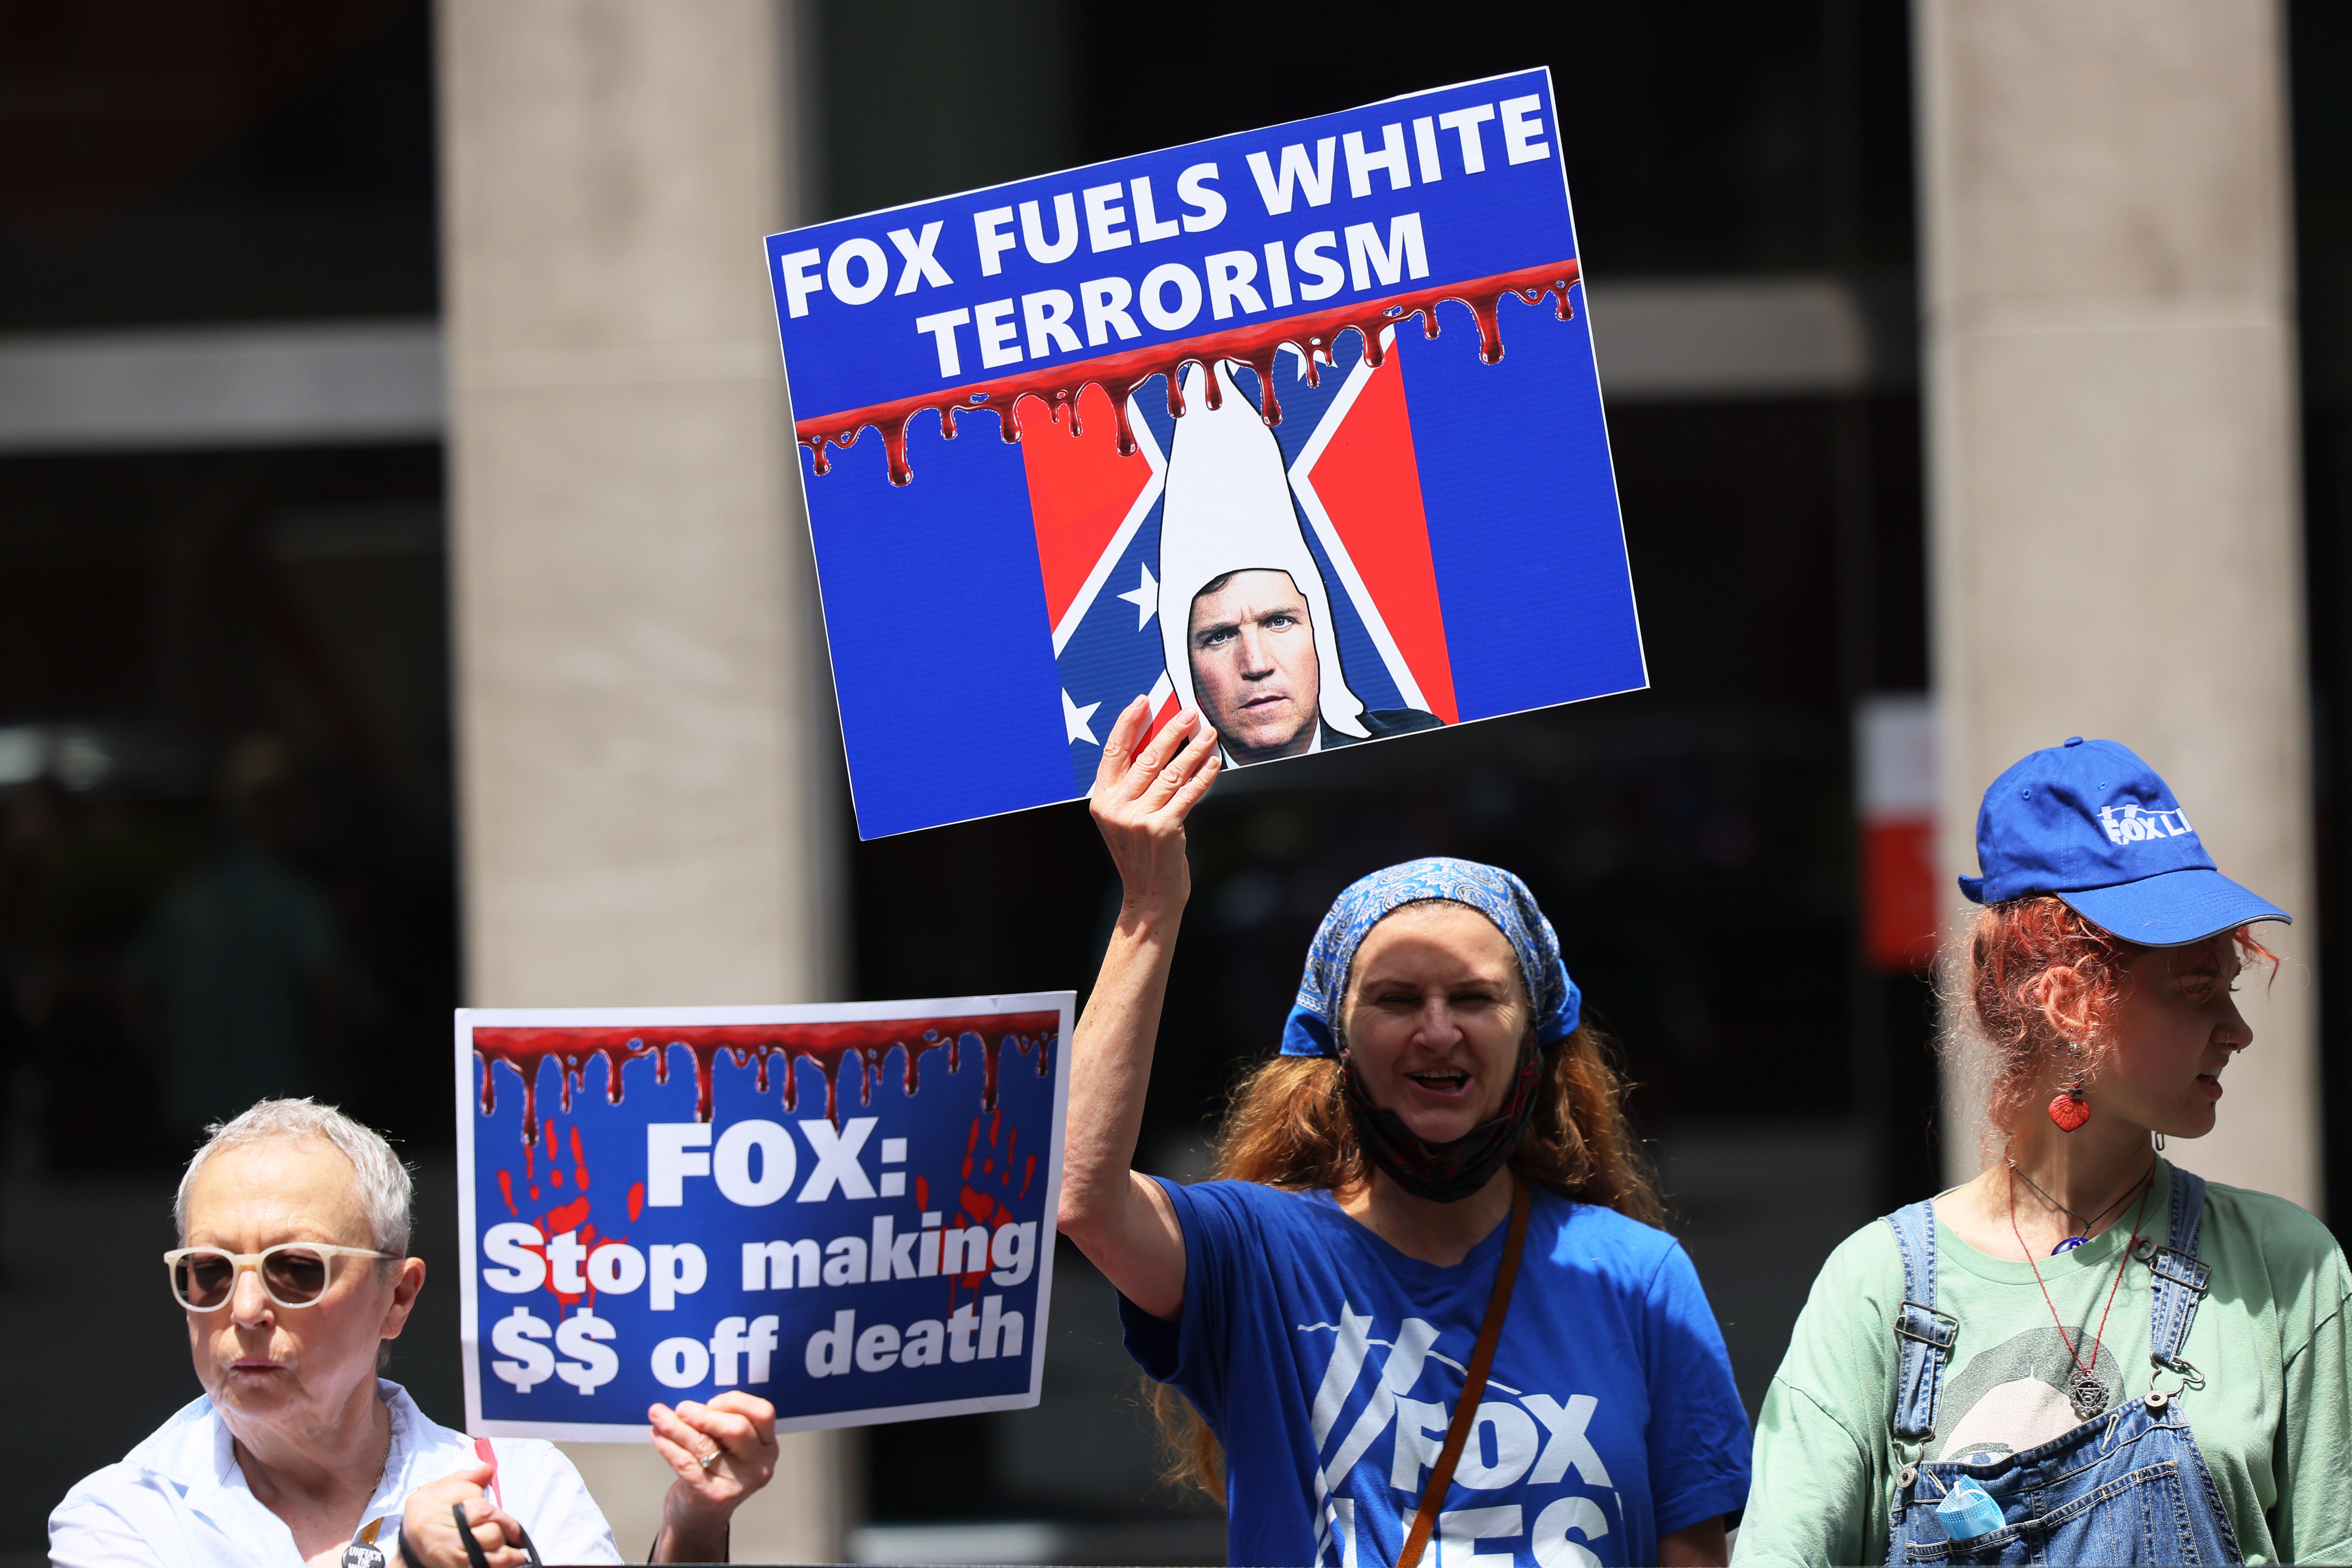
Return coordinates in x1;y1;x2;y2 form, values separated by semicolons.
1396;1176;1533;1568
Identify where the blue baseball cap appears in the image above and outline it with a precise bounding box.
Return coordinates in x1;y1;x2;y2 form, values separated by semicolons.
1960;737;2290;946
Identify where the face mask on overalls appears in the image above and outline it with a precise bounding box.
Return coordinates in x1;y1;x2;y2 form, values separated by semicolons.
1877;1165;2241;1566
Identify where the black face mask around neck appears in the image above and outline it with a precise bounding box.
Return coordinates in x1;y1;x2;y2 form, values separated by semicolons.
1340;1037;1543;1204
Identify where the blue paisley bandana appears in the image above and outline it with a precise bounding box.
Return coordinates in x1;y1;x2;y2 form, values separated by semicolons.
1279;858;1581;1058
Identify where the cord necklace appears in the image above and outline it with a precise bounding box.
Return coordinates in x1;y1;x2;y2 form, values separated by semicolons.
2006;1153;2158;1254
2009;1169;2154;1422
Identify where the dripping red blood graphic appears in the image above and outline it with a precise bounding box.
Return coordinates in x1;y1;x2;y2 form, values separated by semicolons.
797;259;1580;485
473;1012;1059;1135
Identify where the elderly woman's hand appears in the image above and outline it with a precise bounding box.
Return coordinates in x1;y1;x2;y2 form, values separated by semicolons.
649;1392;780;1561
400;1460;531;1568
1089;700;1219;917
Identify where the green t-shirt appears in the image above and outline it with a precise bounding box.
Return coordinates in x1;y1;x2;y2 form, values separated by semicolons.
1731;1162;2352;1567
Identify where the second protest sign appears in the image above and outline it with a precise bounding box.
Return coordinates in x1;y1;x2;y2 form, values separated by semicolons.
456;996;1072;1439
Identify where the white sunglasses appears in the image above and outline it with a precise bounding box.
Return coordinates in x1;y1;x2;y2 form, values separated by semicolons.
164;1243;399;1311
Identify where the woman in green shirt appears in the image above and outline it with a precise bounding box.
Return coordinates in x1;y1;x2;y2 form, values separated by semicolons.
1734;739;2352;1566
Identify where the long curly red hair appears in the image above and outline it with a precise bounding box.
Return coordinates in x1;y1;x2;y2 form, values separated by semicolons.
1954;895;2276;1135
1145;1022;1658;1504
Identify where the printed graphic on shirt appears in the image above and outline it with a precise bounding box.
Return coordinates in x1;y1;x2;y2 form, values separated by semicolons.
1930;1326;2122;1463
1302;1303;1621;1568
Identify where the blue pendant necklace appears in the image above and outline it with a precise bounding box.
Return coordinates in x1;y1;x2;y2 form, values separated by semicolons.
2006;1154;2157;1255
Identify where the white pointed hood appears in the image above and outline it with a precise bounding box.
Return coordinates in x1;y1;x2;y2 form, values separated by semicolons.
1155;361;1367;739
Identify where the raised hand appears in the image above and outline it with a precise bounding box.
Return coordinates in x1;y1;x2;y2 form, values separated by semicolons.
1059;700;1217;1321
1089;698;1220;917
651;1392;780;1561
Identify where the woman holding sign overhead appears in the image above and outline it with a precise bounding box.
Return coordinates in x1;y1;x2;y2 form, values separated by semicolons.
50;1099;781;1568
1059;700;1751;1568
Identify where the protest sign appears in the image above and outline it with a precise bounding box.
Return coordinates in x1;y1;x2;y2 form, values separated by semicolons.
456;996;1071;1439
768;68;1644;838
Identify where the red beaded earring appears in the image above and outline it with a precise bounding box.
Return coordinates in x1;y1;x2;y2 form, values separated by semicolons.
2048;1081;2090;1132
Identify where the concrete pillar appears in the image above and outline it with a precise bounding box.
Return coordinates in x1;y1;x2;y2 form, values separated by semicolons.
435;1;848;1556
1916;0;2319;1210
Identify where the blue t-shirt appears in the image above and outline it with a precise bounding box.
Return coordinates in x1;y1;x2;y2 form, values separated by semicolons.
1120;1179;1751;1568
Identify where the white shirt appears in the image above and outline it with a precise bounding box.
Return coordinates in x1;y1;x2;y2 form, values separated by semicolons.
49;1380;622;1567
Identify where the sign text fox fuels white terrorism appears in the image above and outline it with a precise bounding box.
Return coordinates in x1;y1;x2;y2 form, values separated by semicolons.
768;69;1644;837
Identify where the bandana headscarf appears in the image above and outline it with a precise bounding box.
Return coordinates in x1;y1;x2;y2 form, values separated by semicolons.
1278;858;1582;1202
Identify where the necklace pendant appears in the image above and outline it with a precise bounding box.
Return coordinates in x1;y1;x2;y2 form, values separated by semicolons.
2050;1234;2088;1255
2069;1369;2107;1421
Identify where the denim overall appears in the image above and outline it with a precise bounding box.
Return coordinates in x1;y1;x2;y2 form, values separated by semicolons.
1881;1167;2241;1565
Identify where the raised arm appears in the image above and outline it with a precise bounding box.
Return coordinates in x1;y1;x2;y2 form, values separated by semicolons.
1056;698;1220;1321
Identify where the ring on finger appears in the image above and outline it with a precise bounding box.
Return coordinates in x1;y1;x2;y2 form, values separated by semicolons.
697;1444;724;1470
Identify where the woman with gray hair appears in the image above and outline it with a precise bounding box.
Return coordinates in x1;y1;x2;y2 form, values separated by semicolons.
50;1099;780;1567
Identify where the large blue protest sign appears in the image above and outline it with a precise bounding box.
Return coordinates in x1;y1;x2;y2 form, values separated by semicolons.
456;996;1071;1439
768;68;1644;838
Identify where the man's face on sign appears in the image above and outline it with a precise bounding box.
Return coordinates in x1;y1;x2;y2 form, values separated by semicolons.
1187;569;1321;764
